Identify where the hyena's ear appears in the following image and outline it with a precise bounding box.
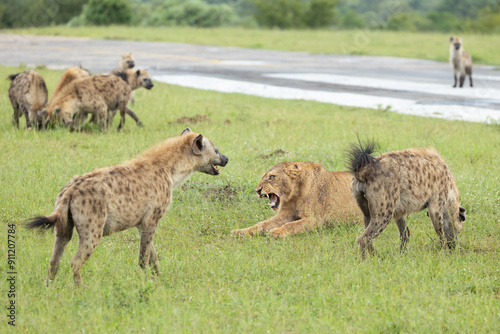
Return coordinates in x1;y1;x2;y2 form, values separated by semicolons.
449;36;453;42
135;69;141;77
459;206;466;222
181;128;192;136
284;163;302;179
192;134;204;155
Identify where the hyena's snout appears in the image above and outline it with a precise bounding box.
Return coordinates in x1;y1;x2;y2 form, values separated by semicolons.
219;153;229;167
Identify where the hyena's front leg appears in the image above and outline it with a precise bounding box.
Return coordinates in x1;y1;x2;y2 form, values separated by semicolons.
231;215;292;237
137;213;161;272
126;107;143;127
149;242;160;275
453;73;458;88
459;73;466;88
427;195;447;248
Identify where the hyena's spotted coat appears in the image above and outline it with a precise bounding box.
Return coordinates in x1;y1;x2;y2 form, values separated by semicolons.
8;70;48;129
26;129;228;286
347;141;466;257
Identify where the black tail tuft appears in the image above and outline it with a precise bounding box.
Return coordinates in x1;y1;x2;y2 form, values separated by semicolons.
346;138;377;175
25;216;55;230
7;73;20;81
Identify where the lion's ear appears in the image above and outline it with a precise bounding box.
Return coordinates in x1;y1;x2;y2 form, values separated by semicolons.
284;164;301;179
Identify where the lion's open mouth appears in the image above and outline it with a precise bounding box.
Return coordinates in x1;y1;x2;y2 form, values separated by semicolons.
268;193;280;209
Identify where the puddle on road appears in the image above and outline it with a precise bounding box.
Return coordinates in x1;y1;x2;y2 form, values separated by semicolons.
153;74;500;124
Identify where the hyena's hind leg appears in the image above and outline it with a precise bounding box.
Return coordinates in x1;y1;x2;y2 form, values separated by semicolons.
357;181;400;258
466;66;473;87
21;102;32;129
395;216;410;252
46;220;74;286
70;205;107;287
351;180;375;254
11;101;21;128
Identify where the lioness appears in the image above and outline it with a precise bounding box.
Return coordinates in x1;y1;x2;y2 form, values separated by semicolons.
231;162;362;238
26;128;228;286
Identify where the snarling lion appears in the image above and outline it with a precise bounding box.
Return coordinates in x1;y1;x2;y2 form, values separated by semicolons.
232;162;362;238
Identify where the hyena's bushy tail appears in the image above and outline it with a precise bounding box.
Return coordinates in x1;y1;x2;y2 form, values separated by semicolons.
346;138;377;181
25;186;72;235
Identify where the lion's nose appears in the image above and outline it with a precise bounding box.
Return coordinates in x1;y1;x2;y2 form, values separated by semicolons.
256;187;262;195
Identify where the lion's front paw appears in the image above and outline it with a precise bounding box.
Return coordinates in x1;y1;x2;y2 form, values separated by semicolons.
231;228;252;237
269;227;289;239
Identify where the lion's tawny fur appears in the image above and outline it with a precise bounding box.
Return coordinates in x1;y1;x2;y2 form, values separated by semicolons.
26;129;228;286
8;70;48;129
348;144;465;257
232;162;362;238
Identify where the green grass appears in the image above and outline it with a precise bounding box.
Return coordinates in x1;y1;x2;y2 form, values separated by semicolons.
4;26;500;65
1;64;499;333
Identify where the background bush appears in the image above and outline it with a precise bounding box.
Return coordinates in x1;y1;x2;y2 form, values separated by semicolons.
2;0;500;32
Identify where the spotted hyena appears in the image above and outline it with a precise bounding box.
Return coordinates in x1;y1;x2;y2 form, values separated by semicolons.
48;69;153;132
449;36;473;88
8;70;48;129
347;140;466;257
26;128;229;286
111;53;135;75
41;66;91;127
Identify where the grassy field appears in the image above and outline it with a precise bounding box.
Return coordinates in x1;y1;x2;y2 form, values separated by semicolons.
4;26;500;65
1;64;499;333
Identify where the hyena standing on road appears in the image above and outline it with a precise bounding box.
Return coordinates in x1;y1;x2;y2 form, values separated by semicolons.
26;128;229;287
449;36;473;88
8;70;48;129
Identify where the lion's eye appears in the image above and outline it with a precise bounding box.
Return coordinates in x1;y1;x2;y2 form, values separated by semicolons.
269;175;275;180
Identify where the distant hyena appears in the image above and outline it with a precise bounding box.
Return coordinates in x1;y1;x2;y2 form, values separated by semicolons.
347;140;466;257
449;37;473;88
48;69;153;132
111;53;135;75
111;53;138;107
8;70;48;129
26;128;229;287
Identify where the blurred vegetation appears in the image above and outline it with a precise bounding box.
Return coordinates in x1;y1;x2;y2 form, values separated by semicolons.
1;0;500;32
